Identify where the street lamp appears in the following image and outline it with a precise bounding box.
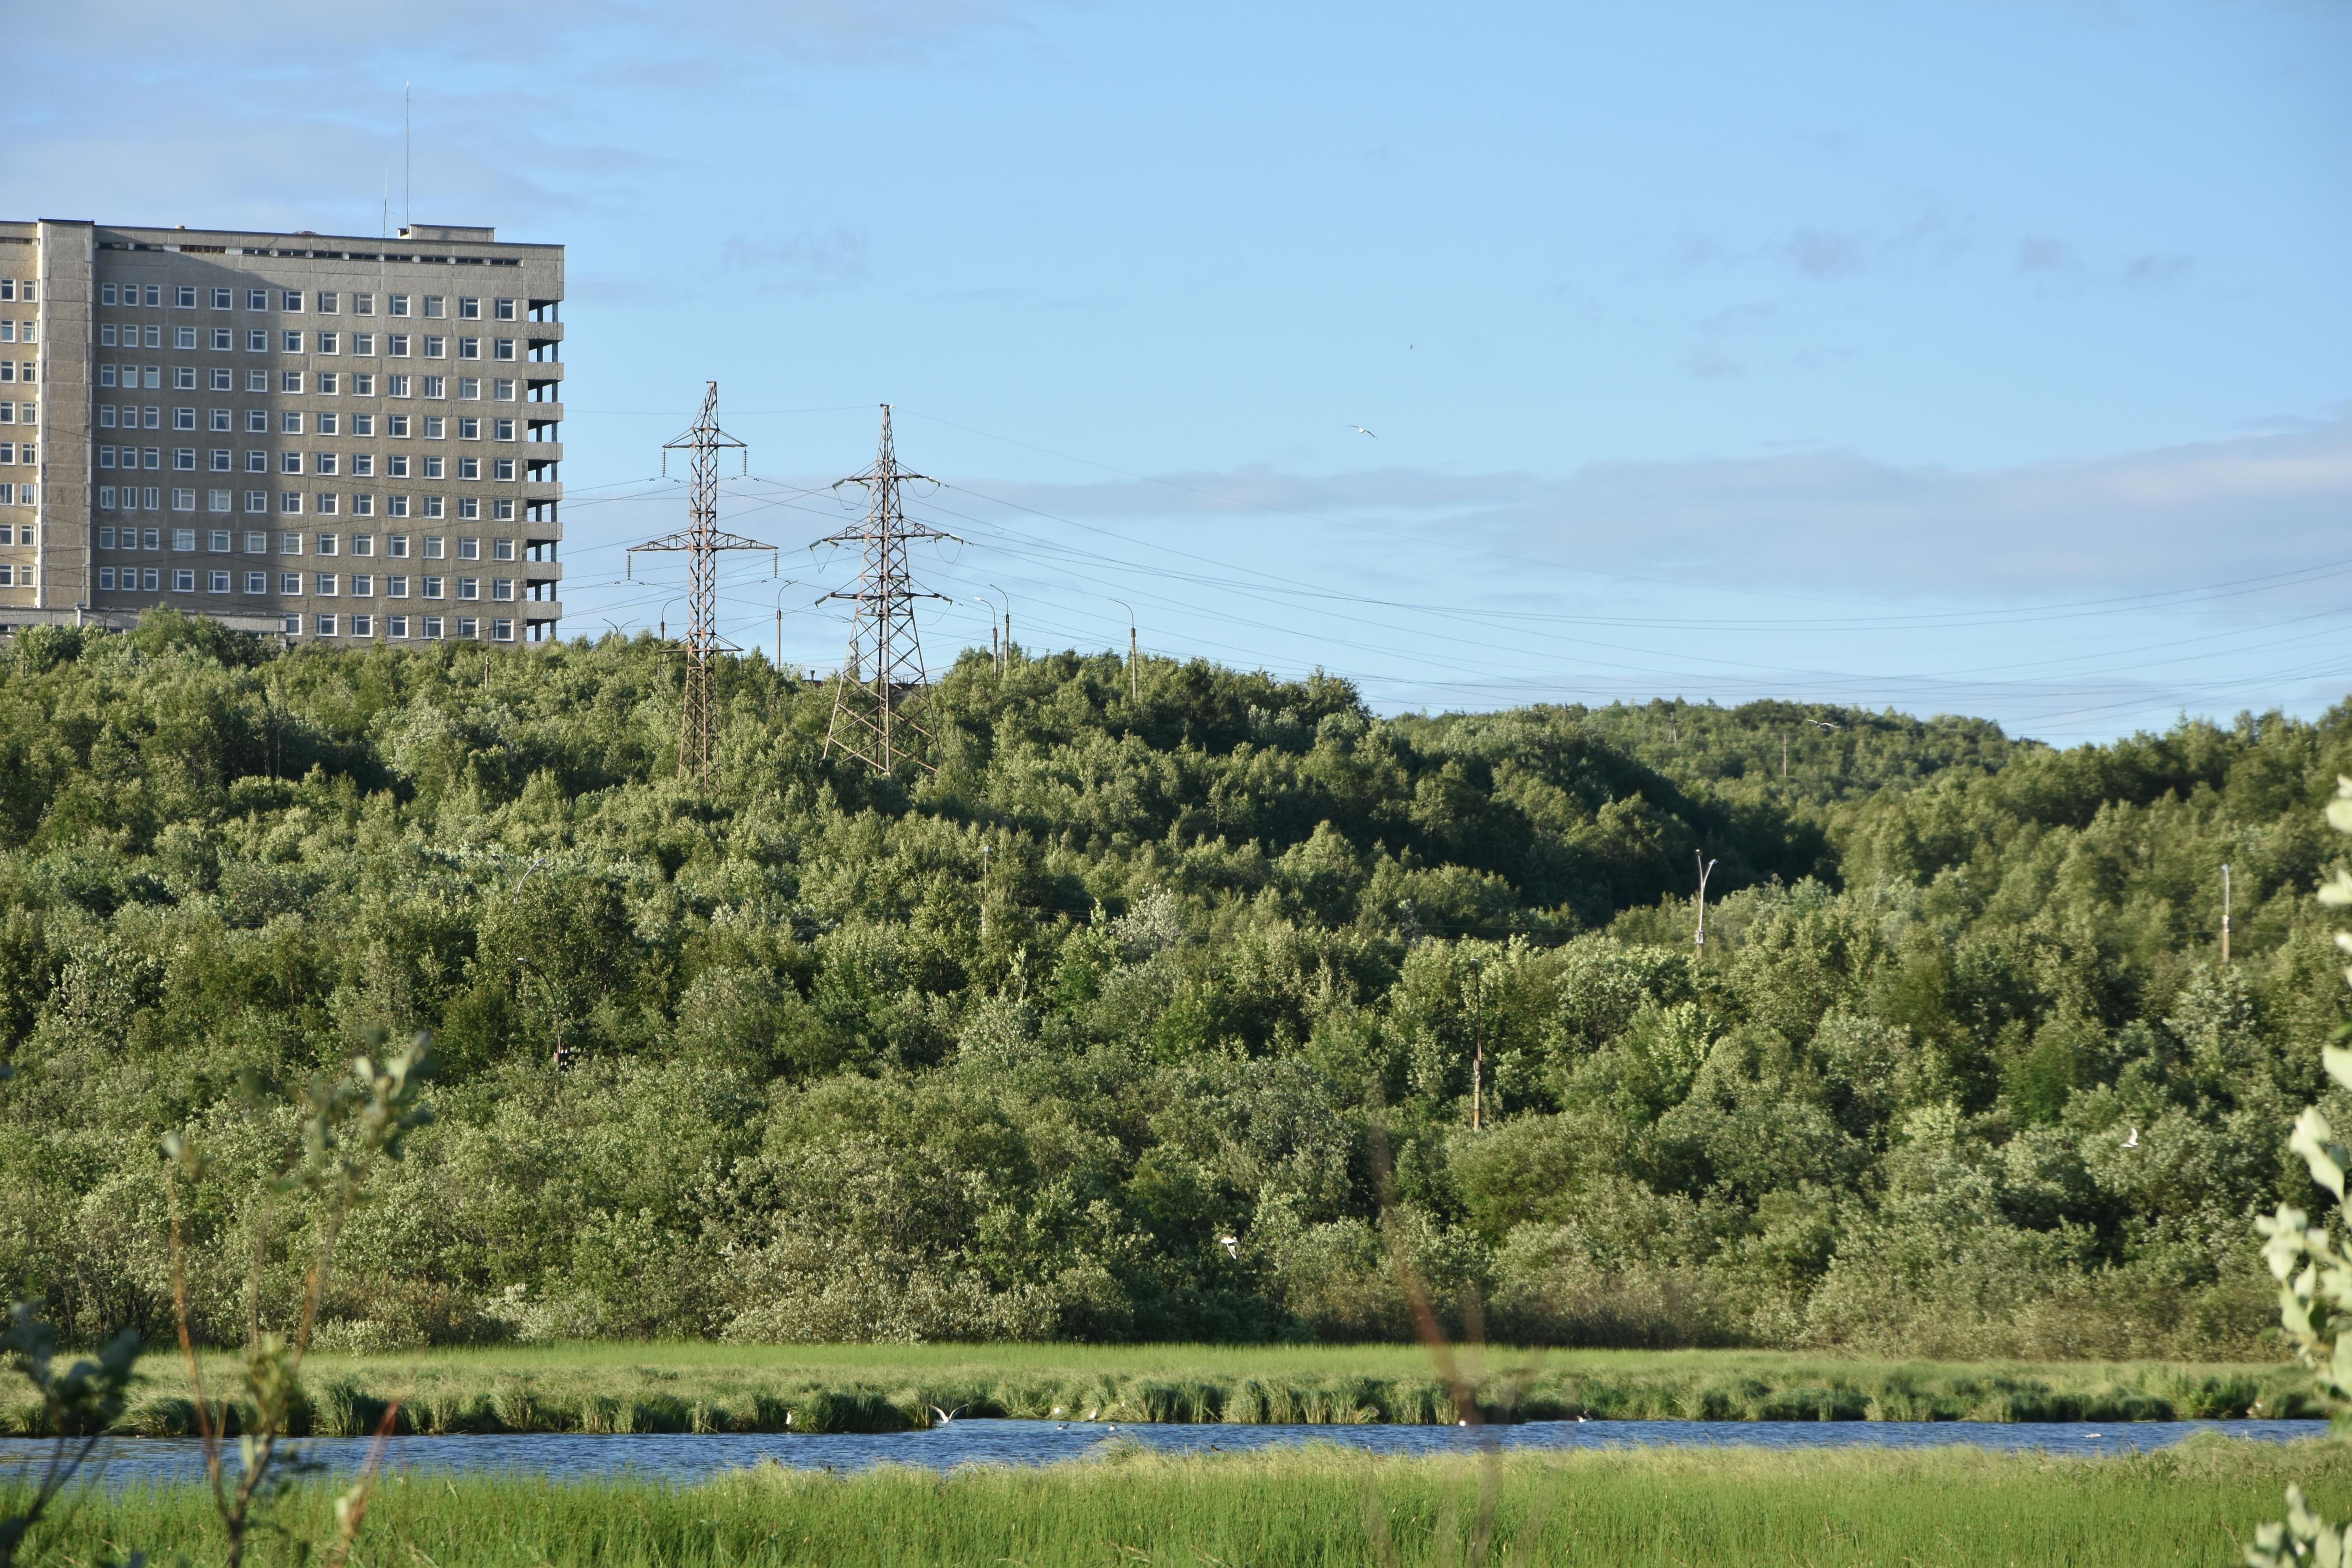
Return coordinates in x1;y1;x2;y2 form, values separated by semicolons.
1693;852;1717;965
1110;598;1138;700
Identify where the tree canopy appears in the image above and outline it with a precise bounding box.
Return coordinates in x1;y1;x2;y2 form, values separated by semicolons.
2;611;2344;1355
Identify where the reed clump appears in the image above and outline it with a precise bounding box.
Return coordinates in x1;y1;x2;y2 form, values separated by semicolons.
126;1344;2312;1438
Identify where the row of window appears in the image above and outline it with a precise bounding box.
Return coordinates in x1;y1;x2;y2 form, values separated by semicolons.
0;443;26;465
99;486;524;519
0;322;34;344
96;565;524;600
99;527;522;561
297;615;521;641
43;575;527;642
0;484;29;506
0;403;32;426
0;362;35;384
0;281;33;303
102;324;525;360
307;615;519;640
100;448;521;481
99;367;529;400
103;285;522;320
104;409;520;439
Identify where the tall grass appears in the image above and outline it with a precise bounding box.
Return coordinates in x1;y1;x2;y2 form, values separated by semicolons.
53;1344;2308;1437
11;1438;2347;1566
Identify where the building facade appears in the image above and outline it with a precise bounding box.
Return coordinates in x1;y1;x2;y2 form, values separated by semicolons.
0;219;564;643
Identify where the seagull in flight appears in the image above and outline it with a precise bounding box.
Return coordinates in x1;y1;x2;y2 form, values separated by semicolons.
1346;425;1377;439
931;1405;966;1427
2122;1127;2139;1149
1219;1234;1240;1259
1809;719;1841;731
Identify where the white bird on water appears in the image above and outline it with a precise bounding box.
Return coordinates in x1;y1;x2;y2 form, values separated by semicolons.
2122;1127;2140;1149
1346;425;1377;439
931;1404;966;1427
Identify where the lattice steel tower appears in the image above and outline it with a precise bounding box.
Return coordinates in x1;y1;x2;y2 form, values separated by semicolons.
629;382;774;787
818;404;951;773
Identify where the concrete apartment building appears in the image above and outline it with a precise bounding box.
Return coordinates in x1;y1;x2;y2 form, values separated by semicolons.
0;218;564;643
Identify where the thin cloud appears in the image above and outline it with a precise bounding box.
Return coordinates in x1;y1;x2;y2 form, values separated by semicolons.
1784;227;1868;277
938;411;2352;600
2123;253;2193;287
723;230;873;294
2015;234;2071;272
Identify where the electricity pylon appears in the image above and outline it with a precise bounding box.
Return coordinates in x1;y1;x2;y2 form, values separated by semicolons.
629;382;774;787
817;404;953;773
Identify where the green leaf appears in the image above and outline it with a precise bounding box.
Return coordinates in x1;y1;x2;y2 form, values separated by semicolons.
2293;1107;2349;1200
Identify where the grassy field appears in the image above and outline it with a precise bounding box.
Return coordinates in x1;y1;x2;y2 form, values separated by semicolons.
62;1343;2311;1437
11;1436;2347;1566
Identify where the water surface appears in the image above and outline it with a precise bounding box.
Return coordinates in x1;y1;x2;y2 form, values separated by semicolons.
2;1417;2326;1488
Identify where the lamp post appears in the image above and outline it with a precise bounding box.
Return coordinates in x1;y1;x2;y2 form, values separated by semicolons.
1693;852;1717;965
771;579;801;673
2222;862;2233;965
988;582;1012;670
1111;599;1138;701
1467;955;1487;1131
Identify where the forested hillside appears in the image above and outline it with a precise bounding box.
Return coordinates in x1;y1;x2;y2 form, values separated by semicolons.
1;613;2344;1357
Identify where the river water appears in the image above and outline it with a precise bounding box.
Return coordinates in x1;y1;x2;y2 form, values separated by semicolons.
0;1418;2327;1487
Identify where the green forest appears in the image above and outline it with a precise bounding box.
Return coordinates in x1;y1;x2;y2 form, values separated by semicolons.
1;612;2344;1359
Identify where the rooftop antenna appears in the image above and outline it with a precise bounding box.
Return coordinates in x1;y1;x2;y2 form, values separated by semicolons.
816;405;957;773
403;82;412;231
629;382;772;788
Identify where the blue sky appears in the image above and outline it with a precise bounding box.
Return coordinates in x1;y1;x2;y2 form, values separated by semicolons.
19;0;2352;741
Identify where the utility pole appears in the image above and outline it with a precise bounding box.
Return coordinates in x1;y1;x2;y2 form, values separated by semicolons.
2222;862;2233;966
1780;731;1789;781
817;405;955;773
628;382;773;788
1693;852;1717;966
